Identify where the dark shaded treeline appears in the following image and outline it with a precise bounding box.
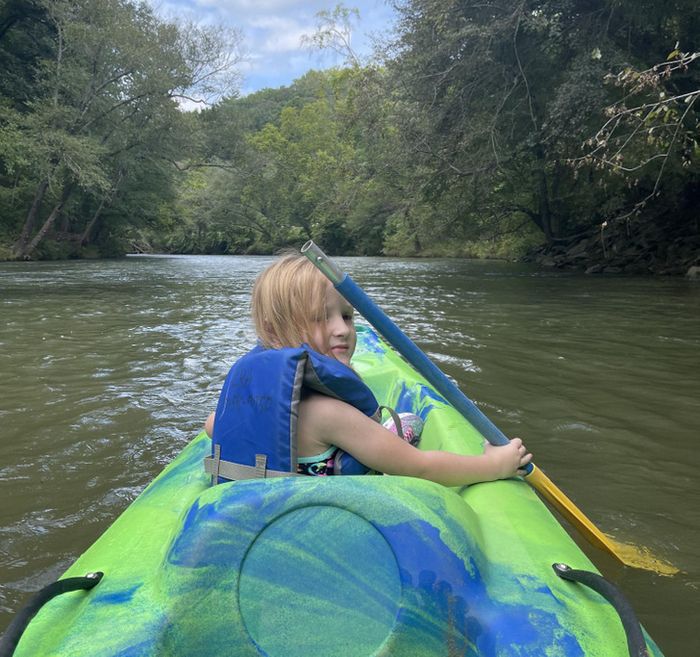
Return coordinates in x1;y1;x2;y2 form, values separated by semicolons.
1;1;698;273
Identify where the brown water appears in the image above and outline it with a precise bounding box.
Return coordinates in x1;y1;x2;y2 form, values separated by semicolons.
1;255;698;655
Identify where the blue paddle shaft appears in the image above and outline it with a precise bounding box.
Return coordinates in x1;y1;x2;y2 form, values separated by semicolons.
336;275;534;474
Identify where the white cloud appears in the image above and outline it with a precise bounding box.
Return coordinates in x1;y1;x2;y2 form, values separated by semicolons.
261;30;308;53
248;15;299;30
204;0;301;10
246;15;310;53
147;0;396;93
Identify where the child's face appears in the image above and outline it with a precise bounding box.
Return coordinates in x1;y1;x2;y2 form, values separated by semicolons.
310;283;356;365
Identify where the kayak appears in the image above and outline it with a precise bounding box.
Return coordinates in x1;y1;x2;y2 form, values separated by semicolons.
7;325;663;657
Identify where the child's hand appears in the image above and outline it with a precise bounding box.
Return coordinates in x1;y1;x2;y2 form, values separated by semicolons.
484;438;532;480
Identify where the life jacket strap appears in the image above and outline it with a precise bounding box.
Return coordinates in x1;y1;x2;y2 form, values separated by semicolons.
204;444;301;483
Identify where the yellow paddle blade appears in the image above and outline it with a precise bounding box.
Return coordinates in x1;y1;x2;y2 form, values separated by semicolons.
525;465;679;576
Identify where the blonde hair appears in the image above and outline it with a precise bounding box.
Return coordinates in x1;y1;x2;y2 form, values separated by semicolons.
252;252;329;352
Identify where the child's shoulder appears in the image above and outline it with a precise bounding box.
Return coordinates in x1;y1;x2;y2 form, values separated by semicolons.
300;390;346;412
299;391;364;428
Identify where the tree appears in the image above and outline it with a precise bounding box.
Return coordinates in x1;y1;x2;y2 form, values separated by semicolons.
383;0;700;246
159;66;398;256
0;0;242;259
301;4;362;68
577;49;699;221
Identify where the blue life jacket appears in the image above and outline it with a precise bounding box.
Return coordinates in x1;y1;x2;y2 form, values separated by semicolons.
204;345;380;483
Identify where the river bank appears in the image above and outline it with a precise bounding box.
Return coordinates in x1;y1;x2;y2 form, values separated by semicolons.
523;216;700;276
3;216;700;277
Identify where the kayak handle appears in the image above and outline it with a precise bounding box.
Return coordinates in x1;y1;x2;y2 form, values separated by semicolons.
0;572;104;657
552;564;649;657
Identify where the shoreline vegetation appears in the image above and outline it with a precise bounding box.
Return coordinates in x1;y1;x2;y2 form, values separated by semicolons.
127;213;700;279
3;208;700;277
1;1;698;275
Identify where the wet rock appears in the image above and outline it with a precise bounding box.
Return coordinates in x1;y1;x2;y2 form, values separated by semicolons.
624;262;651;274
566;240;589;256
528;212;700;275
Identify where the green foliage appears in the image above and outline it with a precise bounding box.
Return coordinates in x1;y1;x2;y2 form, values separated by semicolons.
0;0;240;260
147;65;401;256
381;0;699;246
577;48;700;225
2;0;697;263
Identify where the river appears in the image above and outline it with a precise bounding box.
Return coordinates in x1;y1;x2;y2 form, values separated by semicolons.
1;255;698;656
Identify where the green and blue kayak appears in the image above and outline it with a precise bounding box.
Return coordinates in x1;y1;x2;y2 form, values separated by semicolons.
9;326;662;657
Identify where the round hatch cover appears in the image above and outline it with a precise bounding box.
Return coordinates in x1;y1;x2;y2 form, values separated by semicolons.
239;505;401;657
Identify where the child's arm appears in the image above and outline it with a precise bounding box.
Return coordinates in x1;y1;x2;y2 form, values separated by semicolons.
299;394;531;487
204;411;215;437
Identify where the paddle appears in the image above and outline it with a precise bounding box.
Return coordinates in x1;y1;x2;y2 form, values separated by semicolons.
302;240;677;575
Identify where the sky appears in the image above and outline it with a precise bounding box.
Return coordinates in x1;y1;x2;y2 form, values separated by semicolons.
148;0;397;100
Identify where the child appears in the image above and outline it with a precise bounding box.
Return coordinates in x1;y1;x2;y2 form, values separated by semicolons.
205;252;531;487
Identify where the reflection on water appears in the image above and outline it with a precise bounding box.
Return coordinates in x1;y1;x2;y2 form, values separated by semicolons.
1;255;698;656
